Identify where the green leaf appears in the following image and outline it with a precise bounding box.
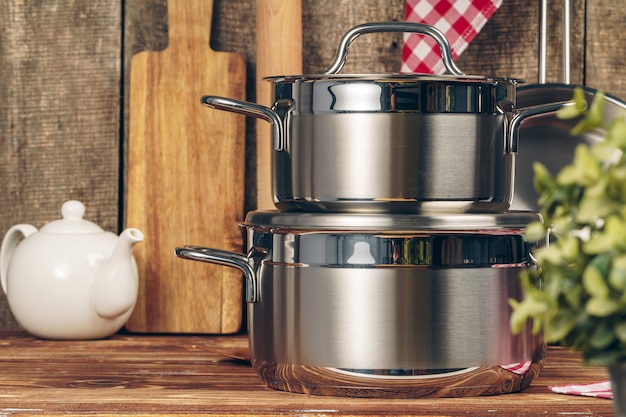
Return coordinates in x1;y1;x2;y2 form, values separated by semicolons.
558;235;580;261
616;321;626;342
509;298;535;334
534;245;564;266
606;215;626;249
564;284;584;310
585;215;626;254
610;255;626;291
571;91;605;136
509;301;529;335
557;87;587;120
609;166;626;202
555;165;584;186
521;87;626;361
589;91;606;126
576;194;616;223
545;310;577;342
584;233;615;254
586;296;620;317
585;175;609;198
551;215;576;237
533;162;555;195
590;322;615;349
524;221;547;242
544;269;568;300
583;264;610;298
591;139;619;163
556;144;600;187
509;289;551;335
607;118;626;149
591;253;612;276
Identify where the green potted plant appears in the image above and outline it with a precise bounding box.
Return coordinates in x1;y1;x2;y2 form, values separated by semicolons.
510;87;626;415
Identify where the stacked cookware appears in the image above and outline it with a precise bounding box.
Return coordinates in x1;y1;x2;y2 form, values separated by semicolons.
176;23;558;398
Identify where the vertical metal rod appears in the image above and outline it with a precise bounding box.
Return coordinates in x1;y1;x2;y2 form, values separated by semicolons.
539;0;547;83
562;0;571;84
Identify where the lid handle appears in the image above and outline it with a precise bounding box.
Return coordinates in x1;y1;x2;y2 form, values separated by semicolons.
324;22;465;76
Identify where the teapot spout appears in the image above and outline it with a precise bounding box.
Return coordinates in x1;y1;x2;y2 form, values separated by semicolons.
91;228;144;319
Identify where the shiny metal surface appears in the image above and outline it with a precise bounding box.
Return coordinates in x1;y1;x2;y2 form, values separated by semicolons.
511;3;626;211
202;94;520;214
176;212;542;370
324;22;464;76
269;78;516;113
201;22;558;213
243;210;541;231
201;96;285;152
511;85;626;211
174;247;259;303
248;228;536;267
277;112;510;213
538;0;548;84
202;89;565;213
248;265;539;369
562;0;570;84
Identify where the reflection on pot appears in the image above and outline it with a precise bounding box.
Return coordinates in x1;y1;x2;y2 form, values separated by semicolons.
176;210;546;397
201;22;568;214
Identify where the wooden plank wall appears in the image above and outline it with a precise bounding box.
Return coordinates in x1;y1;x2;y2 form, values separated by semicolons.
0;0;623;329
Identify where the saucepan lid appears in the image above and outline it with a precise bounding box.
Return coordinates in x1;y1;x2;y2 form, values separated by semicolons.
262;22;521;115
243;210;541;232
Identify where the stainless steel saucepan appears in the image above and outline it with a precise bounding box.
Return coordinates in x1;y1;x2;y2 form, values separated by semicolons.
201;22;565;214
176;211;544;378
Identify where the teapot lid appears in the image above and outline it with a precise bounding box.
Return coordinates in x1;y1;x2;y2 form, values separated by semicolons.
39;201;104;233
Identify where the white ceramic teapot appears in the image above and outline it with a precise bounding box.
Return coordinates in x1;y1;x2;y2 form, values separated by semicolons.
0;200;143;339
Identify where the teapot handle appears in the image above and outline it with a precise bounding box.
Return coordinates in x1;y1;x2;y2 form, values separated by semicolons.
0;224;38;294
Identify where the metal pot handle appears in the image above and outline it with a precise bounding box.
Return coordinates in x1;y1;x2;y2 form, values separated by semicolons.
324;22;464;75
175;246;260;303
503;100;577;154
201;96;285;152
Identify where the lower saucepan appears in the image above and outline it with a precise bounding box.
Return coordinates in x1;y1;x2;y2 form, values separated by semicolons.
176;210;545;398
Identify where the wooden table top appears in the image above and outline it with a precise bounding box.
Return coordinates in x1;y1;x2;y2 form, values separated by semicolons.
0;330;615;416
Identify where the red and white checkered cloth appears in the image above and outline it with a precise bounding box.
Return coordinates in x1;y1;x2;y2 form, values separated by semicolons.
500;363;613;399
550;380;613;399
401;0;502;74
500;361;532;375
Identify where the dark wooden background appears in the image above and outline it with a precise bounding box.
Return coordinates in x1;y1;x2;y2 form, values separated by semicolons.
0;0;622;329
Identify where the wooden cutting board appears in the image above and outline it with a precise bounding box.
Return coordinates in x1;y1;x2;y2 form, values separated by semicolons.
125;0;246;333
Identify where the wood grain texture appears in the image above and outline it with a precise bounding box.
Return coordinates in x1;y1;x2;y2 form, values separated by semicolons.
455;0;586;85
255;0;302;211
125;0;246;334
0;331;614;416
3;0;626;332
301;0;406;74
254;346;544;398
0;1;122;329
586;0;626;99
121;0;258;217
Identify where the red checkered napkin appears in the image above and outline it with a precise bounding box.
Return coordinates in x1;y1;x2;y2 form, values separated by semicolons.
401;0;502;74
549;381;613;399
500;361;532;375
